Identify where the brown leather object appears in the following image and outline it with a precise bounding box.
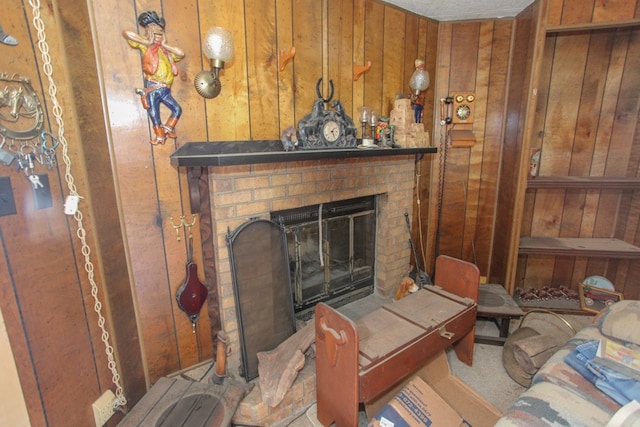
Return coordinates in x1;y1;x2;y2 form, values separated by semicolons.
513;334;559;375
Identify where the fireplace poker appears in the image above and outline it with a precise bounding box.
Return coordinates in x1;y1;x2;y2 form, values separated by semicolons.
404;212;431;287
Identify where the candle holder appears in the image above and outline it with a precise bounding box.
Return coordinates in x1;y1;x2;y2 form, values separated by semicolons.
359;107;375;147
368;111;378;146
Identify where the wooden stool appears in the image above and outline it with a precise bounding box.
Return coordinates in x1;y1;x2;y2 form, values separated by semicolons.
476;284;524;346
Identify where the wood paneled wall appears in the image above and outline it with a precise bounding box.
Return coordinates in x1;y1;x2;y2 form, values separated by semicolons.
423;19;514;276
1;0;438;425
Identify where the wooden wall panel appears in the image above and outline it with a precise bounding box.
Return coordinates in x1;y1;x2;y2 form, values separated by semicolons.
57;0;147;405
381;7;406;115
0;0;138;425
547;0;640;27
434;22;479;260
277;0;296;133
473;20;513;274
246;2;280;139
592;0;639;23
403;15;420;91
363;0;385;112
328;0;355;119
352;0;366;113
293;0;324;127
414;18;438;274
97;0;183;383
491;1;542;289
429;19;512;276
163;0;214;364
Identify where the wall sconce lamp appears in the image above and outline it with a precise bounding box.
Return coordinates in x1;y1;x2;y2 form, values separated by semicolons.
409;59;430;123
409;58;430;97
194;26;234;99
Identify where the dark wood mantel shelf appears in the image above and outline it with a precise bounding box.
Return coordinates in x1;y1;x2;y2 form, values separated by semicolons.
170;140;437;167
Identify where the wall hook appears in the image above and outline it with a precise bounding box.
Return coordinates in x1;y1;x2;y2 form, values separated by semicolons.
278;46;296;71
184;214;198;240
353;61;372;81
169;215;185;241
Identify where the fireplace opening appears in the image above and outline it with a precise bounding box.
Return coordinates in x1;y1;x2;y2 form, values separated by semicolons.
271;196;376;319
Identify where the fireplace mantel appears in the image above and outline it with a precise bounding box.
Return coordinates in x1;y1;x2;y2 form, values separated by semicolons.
170;140;437;167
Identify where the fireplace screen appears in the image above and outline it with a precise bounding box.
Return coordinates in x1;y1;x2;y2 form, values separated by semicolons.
271;196;376;318
226;219;296;381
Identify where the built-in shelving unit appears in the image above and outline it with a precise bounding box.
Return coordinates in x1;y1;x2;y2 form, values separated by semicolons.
519;237;640;258
495;5;640;300
520;175;640;263
526;176;640;190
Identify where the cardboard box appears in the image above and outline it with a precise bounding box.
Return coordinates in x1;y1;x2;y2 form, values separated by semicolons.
366;350;502;427
368;376;463;426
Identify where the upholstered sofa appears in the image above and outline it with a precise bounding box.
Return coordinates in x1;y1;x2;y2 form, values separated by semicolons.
496;300;640;427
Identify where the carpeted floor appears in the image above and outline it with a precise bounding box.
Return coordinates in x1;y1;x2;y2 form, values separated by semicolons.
445;320;526;413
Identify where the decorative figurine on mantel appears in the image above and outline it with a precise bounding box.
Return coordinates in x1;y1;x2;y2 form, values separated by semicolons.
390;96;429;148
375;117;395;148
296;78;358;149
281;125;298;151
123;11;185;145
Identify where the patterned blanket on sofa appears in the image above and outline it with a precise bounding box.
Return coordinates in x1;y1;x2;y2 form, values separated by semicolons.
495;301;640;427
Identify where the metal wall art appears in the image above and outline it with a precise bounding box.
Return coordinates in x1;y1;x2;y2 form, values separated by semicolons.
0;73;58;188
0;73;43;140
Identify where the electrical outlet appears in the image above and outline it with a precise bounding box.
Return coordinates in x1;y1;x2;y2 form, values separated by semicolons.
92;389;116;427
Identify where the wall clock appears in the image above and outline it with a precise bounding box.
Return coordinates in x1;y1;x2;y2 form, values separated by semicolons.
451;92;475;124
297;78;357;149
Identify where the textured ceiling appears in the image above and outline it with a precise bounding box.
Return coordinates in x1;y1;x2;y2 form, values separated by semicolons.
383;0;535;21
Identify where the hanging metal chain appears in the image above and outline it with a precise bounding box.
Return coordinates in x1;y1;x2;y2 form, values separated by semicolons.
28;0;127;410
434;123;450;261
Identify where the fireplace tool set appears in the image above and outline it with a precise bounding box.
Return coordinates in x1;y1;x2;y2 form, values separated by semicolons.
405;212;431;286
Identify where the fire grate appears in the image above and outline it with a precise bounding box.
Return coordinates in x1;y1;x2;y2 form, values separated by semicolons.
226;219;296;382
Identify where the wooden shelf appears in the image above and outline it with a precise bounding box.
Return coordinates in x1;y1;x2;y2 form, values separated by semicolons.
519;237;640;259
546;19;640;34
527;176;640;190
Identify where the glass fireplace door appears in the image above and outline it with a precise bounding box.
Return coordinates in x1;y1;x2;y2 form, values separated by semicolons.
284;207;375;317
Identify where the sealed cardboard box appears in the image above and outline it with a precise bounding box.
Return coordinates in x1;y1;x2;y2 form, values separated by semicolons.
366;350;502;427
368;376;462;426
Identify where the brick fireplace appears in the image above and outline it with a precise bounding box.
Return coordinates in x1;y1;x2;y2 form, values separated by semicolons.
171;141;435;424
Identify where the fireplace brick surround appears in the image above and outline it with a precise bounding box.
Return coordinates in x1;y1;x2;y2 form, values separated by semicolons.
210;156;416;366
171;143;434;424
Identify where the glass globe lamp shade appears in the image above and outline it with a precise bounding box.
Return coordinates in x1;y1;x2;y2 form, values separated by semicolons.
203;26;234;68
409;69;430;95
195;26;234;99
